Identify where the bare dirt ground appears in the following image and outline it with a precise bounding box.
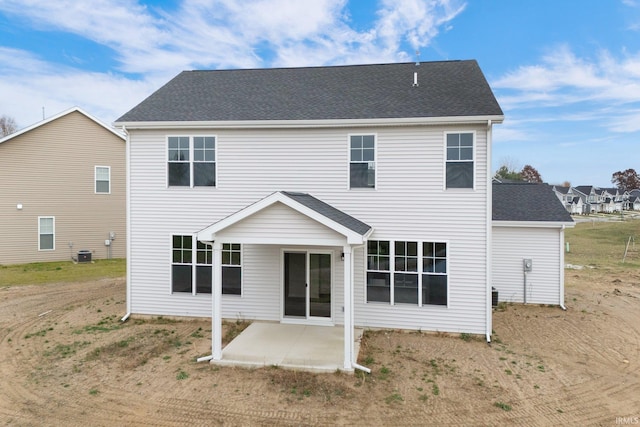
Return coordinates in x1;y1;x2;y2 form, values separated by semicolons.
1;270;639;426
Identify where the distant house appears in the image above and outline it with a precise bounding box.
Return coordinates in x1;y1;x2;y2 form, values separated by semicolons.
492;182;574;306
630;196;640;211
0;107;126;265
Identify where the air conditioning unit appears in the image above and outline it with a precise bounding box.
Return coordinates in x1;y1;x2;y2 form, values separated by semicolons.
78;250;92;263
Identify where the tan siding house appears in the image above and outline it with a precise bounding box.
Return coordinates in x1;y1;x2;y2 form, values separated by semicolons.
0;107;126;265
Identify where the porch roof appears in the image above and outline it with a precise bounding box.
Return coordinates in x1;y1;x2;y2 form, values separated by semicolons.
197;191;373;245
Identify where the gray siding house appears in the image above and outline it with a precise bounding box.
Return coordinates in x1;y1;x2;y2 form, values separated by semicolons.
115;61;504;370
0;107;126;265
492;182;574;306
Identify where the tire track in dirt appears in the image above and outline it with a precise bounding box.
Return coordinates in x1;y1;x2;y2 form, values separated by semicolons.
0;279;124;424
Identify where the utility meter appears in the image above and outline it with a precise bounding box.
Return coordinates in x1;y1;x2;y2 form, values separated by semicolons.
523;259;533;272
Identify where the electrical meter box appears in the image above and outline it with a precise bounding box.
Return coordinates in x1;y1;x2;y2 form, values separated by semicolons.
523;258;533;272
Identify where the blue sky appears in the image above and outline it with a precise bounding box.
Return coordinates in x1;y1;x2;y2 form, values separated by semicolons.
1;0;639;186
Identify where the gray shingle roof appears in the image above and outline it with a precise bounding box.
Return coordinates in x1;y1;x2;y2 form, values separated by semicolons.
116;61;503;123
493;183;574;223
281;191;372;236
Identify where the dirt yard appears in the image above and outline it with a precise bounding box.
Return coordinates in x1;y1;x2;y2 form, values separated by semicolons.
1;268;639;426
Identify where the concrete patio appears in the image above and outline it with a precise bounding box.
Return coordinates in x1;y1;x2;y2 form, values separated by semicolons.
212;323;364;373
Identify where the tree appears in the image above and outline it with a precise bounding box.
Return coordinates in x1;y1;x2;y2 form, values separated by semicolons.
494;165;522;181
611;168;640;191
521;164;542;183
0;115;17;137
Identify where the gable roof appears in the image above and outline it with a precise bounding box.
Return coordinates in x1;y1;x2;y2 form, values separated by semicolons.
552;185;570;195
281;192;372;235
0;107;125;145
493;182;574;223
197;191;372;245
116;61;503;124
574;185;595;196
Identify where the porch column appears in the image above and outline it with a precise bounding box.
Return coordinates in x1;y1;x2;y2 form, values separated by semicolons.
212;241;223;360
343;245;353;370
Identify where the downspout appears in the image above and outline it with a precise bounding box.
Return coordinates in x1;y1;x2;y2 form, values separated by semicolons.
349;243;371;373
121;125;132;322
485;120;493;343
559;225;567;311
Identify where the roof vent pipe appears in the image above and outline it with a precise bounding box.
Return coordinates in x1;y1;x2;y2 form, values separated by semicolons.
413;72;418;87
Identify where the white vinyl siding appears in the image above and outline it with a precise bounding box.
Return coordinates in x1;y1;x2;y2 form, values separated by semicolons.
128;124;489;334
492;226;563;305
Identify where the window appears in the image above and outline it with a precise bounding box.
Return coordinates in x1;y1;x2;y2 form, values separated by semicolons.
394;241;418;304
422;242;447;305
366;240;390;302
446;132;474;189
222;243;242;295
95;166;110;194
172;235;193;293
168;136;216;187
350;135;375;188
196;241;212;294
38;217;55;251
170;236;241;295
366;239;448;306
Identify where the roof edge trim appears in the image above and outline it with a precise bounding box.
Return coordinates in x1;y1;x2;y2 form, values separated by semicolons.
492;220;575;228
114;115;504;130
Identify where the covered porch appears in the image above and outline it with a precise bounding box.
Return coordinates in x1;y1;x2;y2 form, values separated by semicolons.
215;323;364;373
196;191;373;372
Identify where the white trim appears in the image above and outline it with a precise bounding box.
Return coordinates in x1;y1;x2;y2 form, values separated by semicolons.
124;126;132;317
114;114;505;130
443;130;476;191
1;106;125;145
486;121;493;342
197;192;369;245
492;221;575;229
94;165;111;194
37;216;55;251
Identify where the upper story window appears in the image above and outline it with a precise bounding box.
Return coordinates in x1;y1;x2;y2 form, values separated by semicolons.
446;132;474;189
95;166;110;194
350;135;375;188
168;136;216;187
38;217;55;251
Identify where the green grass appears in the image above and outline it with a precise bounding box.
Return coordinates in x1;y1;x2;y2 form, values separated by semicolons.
0;258;125;286
565;219;640;268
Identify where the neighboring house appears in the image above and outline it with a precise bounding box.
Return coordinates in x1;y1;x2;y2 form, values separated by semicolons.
630;196;640;211
114;60;506;370
492;182;574;305
0;107;126;265
567;196;584;215
551;185;583;213
574;186;599;213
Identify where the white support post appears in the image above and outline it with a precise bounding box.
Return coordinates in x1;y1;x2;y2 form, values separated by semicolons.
212;242;223;360
343;245;353;370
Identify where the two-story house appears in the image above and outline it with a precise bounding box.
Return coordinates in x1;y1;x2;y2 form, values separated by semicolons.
0;107;126;265
115;61;504;371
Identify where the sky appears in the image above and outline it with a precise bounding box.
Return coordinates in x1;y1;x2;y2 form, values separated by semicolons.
1;0;639;187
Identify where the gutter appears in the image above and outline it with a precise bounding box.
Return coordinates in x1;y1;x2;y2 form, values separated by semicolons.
486;119;493;344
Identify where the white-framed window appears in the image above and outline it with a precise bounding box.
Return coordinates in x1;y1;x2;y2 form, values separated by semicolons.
366;239;448;306
95;166;110;194
222;243;242;295
422;242;448;306
38;216;55;251
349;134;376;188
170;235;240;295
168;136;216;187
445;132;474;189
